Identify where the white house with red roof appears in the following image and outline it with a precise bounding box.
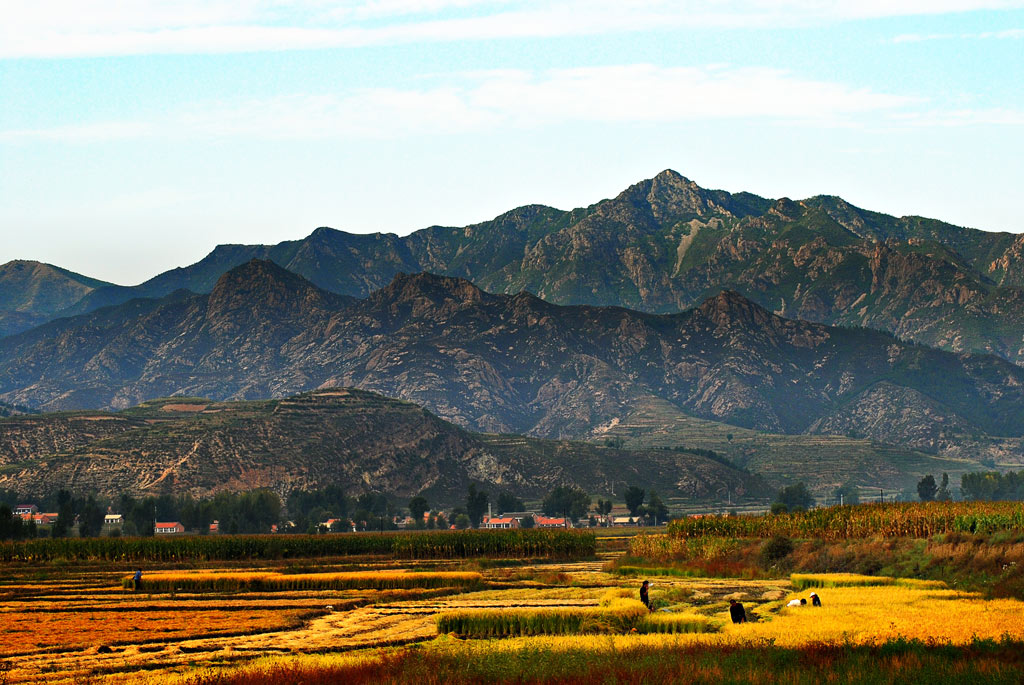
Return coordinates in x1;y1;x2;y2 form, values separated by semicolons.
534;516;570;529
483;516;519;529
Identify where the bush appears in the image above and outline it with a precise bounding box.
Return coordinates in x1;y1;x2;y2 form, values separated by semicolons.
760;536;794;566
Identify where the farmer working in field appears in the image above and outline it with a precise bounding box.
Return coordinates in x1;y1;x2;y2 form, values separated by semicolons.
133;568;142;592
810;591;822;607
729;598;746;624
640;580;651;611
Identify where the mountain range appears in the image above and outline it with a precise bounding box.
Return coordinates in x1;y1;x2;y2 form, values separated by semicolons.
4;170;1023;364
3;170;1023;499
2;258;1023;474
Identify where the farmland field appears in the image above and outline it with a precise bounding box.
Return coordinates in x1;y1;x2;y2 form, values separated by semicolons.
1;519;1024;683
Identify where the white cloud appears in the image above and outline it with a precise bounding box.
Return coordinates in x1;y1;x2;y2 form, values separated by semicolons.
3;0;1023;58
0;64;919;144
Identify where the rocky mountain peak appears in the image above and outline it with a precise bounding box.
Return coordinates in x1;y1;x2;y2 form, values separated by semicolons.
206;259;334;321
610;169;723;224
769;197;802;220
373;272;490;309
694;290;774;329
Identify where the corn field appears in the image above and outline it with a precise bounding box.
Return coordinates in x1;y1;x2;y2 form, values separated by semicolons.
666;502;1024;541
120;570;482;592
0;528;595;562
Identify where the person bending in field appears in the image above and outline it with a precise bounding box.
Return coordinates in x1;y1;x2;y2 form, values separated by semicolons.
810;591;821;607
729;598;746;624
640;580;651;611
786;597;807;607
133;568;142;592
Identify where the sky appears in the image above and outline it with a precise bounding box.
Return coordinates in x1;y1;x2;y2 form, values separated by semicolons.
1;1;1022;286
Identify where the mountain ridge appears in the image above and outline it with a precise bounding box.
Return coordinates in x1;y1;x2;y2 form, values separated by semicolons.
2;260;1023;473
9;169;1022;365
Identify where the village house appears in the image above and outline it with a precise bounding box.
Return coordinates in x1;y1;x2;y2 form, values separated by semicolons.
612;516;638;526
154;521;185;535
483;516;519;529
25;512;58;526
534;516;570;529
14;504;38;516
103;513;123;527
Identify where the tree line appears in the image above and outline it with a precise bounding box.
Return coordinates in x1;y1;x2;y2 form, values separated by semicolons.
0;481;675;541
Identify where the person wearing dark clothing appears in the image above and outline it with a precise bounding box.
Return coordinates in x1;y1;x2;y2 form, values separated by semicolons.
133;568;142;592
640;580;651;611
810;591;821;607
729;598;746;624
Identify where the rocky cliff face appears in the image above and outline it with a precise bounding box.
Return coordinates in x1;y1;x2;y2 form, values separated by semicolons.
13;171;1023;365
2;260;1024;461
0;389;764;502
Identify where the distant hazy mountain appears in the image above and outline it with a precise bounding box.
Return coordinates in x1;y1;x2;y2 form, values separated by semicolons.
20;170;1023;364
3;260;1023;468
0;260;113;337
0;389;764;502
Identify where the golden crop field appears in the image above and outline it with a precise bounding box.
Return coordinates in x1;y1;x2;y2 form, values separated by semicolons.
1;540;1023;683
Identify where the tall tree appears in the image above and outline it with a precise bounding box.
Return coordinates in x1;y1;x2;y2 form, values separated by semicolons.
77;494;105;538
52;489;74;538
496;492;524;514
623;487;646;517
645;491;669;524
917;475;938;502
466;484;489;528
937;473;952;502
774;483;814;512
542;486;591;520
408;496;429;524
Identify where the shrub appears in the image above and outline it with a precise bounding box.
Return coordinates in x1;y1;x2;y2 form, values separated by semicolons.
760;536;794;566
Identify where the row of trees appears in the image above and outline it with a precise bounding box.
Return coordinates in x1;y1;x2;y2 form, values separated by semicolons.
2;481;677;540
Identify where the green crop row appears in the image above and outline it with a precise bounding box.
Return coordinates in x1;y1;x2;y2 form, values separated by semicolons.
667;502;1024;541
436;600;717;637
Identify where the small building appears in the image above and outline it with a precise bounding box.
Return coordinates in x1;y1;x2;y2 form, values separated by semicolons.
103;514;123;526
14;504;38;516
483;516;519;529
209;520;220;534
27;512;59;526
612;516;638;526
535;516;570;529
154;521;185;535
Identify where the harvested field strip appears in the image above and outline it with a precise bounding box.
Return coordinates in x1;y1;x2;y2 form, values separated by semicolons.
0;608;318;658
121;571;484;592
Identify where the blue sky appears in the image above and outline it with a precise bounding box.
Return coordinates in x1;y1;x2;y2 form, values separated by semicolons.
1;1;1022;285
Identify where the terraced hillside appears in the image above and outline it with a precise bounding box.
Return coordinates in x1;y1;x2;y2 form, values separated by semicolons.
0;389;765;502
